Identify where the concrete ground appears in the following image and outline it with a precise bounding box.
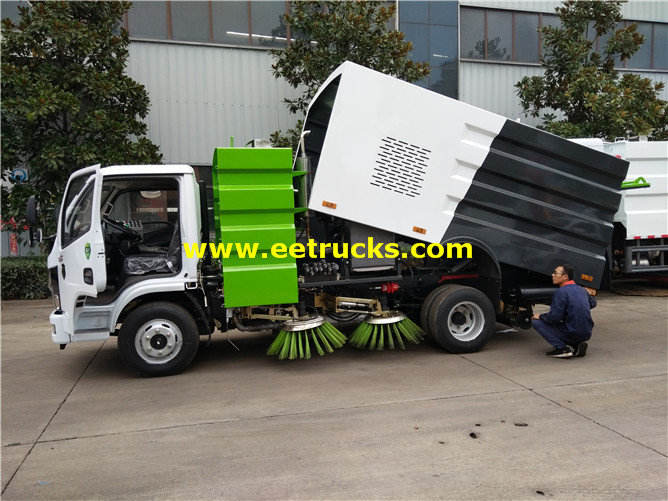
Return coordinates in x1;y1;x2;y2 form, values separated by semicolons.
1;292;666;500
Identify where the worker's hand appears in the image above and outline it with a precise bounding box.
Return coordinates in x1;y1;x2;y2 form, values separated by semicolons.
531;314;539;320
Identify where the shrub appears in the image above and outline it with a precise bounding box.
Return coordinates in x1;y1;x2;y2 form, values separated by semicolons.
1;256;50;300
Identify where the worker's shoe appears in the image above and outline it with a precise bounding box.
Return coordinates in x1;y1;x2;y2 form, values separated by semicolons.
546;346;573;358
573;342;588;358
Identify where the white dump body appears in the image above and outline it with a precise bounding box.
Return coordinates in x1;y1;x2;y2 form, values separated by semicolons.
608;141;668;239
304;62;629;287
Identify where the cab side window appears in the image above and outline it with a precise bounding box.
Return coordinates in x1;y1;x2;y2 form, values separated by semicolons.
61;175;95;248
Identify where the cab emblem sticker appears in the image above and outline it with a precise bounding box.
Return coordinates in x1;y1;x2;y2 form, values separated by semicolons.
85;243;91;260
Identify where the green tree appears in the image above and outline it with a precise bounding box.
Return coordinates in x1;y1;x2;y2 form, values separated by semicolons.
515;0;666;141
270;0;430;150
1;1;162;234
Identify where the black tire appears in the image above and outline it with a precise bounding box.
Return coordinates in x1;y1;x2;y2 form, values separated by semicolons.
118;302;199;377
426;285;495;353
419;284;456;336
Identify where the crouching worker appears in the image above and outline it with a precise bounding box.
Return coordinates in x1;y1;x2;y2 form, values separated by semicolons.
531;264;594;358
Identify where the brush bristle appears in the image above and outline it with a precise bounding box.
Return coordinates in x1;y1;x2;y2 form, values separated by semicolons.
349;317;424;350
267;322;346;360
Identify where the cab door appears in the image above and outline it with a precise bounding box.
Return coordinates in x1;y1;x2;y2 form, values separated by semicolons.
50;165;107;338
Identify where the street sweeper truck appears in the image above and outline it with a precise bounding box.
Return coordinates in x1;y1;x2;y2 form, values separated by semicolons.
35;62;629;376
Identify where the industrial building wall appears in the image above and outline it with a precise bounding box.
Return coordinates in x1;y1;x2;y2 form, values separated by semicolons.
459;0;667;126
126;41;302;166
461;0;667;21
459;62;543;125
460;62;668;128
126;0;666;166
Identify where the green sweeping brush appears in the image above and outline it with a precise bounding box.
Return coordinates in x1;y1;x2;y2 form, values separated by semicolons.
267;315;347;360
349;311;424;350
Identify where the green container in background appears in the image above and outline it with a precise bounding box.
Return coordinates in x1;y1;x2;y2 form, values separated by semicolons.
212;147;298;307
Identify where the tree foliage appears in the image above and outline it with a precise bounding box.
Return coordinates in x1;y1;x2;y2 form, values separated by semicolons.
516;0;666;141
270;0;430;149
1;1;162;234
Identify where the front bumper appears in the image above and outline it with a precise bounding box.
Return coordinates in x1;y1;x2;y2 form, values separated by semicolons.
50;309;71;345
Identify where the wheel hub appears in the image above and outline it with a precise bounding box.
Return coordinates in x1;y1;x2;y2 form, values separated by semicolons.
150;334;168;350
136;321;182;363
451;311;467;326
447;302;484;341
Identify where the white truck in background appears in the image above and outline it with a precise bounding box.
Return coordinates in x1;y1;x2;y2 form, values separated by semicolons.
572;139;668;281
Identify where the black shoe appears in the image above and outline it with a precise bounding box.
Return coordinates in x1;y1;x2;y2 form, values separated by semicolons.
573;342;588;357
546;346;573;358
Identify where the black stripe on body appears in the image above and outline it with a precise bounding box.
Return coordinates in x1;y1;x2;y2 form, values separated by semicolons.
442;120;629;288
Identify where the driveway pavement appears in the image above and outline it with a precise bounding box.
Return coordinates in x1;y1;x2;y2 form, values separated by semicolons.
1;293;666;500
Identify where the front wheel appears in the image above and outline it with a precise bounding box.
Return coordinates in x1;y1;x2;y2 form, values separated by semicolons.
118;302;199;377
426;285;496;353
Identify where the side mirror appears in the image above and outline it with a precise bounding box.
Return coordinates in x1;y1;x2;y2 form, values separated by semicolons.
29;227;43;247
25;195;42;246
26;195;36;225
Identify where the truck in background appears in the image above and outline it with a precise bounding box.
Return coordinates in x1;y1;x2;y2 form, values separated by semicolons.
31;62;629;376
571;138;668;282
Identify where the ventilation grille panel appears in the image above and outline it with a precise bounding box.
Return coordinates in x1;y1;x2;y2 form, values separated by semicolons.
370;137;430;198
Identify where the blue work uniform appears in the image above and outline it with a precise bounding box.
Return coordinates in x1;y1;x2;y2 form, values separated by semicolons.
532;282;594;350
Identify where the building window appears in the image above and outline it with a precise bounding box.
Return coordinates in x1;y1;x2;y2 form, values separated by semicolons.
429;25;458;97
654;23;668;70
460;7;485;60
401;23;428;62
400;0;428;24
538;14;560;59
126;0;289;48
212;1;250;45
486;10;512;61
1;1;22;21
171;1;211;43
400;0;458;99
628;21;653;69
461;7;551;63
429;1;457;27
128;2;169;40
250;1;288;47
515;12;539;63
460;6;667;70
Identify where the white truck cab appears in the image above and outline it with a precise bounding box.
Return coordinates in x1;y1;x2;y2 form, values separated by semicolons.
47;164;203;351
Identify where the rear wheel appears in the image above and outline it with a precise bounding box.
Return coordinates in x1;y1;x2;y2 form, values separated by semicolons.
426;285;495;353
420;284;456;336
118;302;199;377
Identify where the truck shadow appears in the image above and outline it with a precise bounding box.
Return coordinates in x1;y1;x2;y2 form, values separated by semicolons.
83;322;534;379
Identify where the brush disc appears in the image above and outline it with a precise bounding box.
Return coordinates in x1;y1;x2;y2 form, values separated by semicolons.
350;311;424;350
267;315;346;360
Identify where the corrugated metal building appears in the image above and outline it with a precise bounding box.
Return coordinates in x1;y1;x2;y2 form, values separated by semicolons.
458;0;668;122
121;0;666;166
1;0;665;166
0;0;665;257
126;42;303;165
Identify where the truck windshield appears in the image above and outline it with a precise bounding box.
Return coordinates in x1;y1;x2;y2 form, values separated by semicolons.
61;173;96;248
